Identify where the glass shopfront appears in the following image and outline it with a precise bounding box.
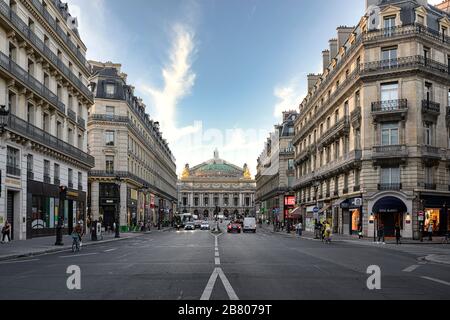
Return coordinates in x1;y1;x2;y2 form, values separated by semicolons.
351;208;362;234
420;196;450;236
424;208;441;235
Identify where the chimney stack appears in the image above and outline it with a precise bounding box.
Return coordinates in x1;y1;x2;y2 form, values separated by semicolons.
307;74;321;92
329;39;338;60
337;26;354;49
322;50;330;72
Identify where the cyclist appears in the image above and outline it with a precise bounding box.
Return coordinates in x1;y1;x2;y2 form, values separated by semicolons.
72;223;83;251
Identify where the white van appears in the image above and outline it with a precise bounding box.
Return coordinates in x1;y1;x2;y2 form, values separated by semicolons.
243;217;257;233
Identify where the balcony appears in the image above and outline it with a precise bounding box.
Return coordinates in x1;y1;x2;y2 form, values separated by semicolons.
315;150;362;180
351;106;361;128
354;185;361;192
29;0;90;71
318;117;350;148
0;1;93;101
0;51;65;114
343;188;349;195
421;145;441;161
77;117;86;130
361;56;449;82
68;182;74;189
6;166;20;177
378;183;402;191
372;145;408;165
88;114;129;123
27;171;34;180
6;115;95;168
418;183;436;190
54;178;60;186
78;184;83;191
371;99;408;121
44;175;51;184
295;148;311;164
280;147;295;155
68;109;77;123
422;100;440;118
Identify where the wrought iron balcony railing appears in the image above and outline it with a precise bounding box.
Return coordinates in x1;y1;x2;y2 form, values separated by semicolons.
0;51;66;114
372;145;408;160
6;115;95;168
68;109;77;123
30;0;90;70
44;175;51;184
77;117;85;129
353;185;361;192
378;183;402;191
0;1;93;100
372;99;408;113
6;165;20;177
54;178;60;186
78;184;83;191
27;171;34;180
68;182;74;189
422;100;441;114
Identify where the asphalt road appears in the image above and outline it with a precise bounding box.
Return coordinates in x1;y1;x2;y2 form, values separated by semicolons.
0;223;449;300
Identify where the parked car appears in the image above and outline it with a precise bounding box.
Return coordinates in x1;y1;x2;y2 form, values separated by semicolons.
227;222;242;233
194;220;202;229
184;222;195;231
200;221;210;230
243;217;257;233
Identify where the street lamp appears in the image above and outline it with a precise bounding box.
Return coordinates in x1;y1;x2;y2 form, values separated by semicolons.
115;176;122;238
0;105;9;134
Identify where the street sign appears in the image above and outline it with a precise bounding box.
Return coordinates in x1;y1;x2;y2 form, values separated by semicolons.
313;207;319;214
418;211;424;221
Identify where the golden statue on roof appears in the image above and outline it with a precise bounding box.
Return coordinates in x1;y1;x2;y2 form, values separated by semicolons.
243;164;251;179
181;164;190;179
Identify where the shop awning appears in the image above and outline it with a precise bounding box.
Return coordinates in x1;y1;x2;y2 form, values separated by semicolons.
319;204;332;214
290;207;302;218
373;196;407;214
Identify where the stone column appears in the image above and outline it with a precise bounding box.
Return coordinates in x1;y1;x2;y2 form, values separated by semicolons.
120;182;127;229
91;181;100;221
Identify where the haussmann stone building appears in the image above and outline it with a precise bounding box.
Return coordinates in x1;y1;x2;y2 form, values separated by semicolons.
292;0;450;239
87;61;178;231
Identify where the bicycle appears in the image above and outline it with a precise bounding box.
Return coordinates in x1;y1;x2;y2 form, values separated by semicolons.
72;234;81;253
443;233;450;244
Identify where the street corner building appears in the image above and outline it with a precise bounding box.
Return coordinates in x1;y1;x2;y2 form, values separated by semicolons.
291;0;450;239
178;149;256;220
255;111;298;225
87;61;178;232
0;0;94;240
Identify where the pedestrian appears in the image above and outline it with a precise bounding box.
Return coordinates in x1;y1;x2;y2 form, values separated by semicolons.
358;222;363;239
1;220;11;243
395;224;401;245
377;223;385;244
428;223;433;241
298;222;303;237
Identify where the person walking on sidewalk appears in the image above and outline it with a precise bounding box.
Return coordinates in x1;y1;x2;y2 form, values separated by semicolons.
428;223;433;241
395;224;402;245
1;220;11;244
377;223;385;244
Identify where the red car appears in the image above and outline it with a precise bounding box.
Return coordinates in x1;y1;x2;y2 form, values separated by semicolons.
227;222;242;234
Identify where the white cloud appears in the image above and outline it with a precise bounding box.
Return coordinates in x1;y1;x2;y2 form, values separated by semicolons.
68;0;124;61
273;78;306;119
140;24;197;142
428;0;443;5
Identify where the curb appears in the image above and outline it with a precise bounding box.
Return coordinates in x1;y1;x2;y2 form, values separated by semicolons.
0;234;141;262
424;254;450;265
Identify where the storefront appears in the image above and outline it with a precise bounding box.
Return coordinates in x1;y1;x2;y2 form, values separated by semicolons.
128;188;138;228
420;195;450;236
27;180;86;239
339;197;363;235
305;206;315;232
98;183;120;231
372;196;407;237
284;196;296;224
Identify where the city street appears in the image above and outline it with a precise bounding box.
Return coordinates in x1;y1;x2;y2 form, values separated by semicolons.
0;223;449;300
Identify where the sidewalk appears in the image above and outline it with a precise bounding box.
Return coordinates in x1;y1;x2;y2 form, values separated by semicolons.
259;223;448;245
0;232;142;262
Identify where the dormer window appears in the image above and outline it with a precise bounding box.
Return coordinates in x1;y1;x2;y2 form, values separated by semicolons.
105;83;115;96
417;15;425;26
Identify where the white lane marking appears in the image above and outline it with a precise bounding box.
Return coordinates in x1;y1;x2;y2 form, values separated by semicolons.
215;252;220;257
215;257;221;265
215;236;218;247
403;265;421;273
217;268;239;300
0;258;39;265
104;248;117;252
421;276;450;286
59;253;98;258
200;268;220;300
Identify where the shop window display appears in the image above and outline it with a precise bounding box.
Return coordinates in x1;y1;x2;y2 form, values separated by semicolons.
425;209;440;233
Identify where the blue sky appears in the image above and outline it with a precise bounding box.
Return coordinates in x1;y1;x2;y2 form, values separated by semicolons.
68;0;370;176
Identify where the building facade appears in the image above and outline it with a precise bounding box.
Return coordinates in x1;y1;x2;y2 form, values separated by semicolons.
178;150;256;219
256;111;298;225
293;0;450;239
88;61;177;231
0;0;94;240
